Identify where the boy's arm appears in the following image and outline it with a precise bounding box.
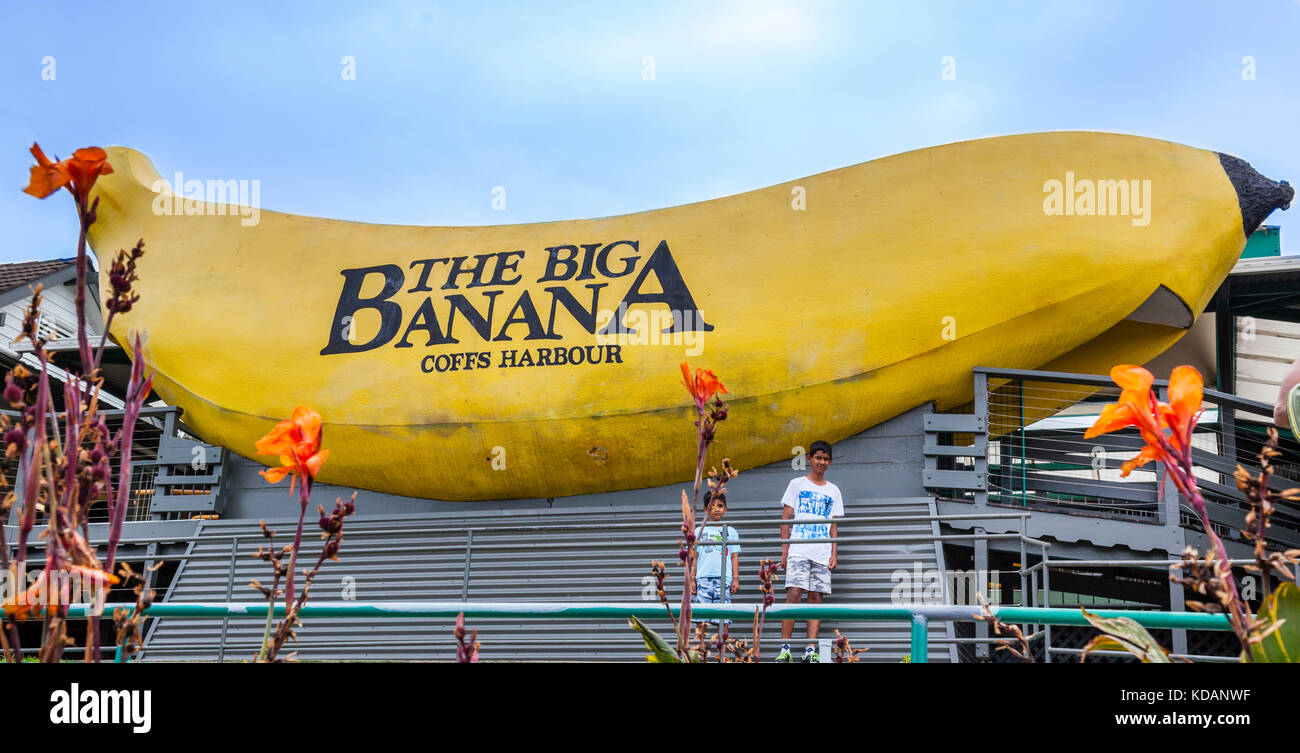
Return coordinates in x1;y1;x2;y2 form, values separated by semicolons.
1276;356;1300;428
730;551;740;593
828;487;845;569
780;505;793;568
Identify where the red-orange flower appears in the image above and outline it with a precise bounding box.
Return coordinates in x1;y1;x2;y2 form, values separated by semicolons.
2;578;46;620
1;566;118;620
256;406;329;492
680;361;727;411
1084;364;1205;476
23;143;114;207
1162;365;1204;452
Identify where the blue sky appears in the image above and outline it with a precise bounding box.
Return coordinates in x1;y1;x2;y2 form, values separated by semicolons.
1;0;1298;263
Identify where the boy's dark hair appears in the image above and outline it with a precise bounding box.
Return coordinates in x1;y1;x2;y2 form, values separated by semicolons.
808;440;833;459
703;490;727;507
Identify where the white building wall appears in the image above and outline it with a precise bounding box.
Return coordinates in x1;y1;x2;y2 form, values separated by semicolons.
1235;317;1300;408
0;275;122;408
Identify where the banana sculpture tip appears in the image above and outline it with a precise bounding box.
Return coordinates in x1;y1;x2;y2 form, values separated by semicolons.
1218;152;1293;236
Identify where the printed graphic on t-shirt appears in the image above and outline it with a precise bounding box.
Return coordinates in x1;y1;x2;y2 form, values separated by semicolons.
793;489;834;539
699;528;728;553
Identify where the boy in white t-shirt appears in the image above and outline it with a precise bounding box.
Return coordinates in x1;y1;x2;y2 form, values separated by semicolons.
776;440;844;662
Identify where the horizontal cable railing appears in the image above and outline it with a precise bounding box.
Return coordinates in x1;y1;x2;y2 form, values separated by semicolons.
0;406;182;525
925;367;1300;547
0;406;230;524
1021;554;1286;662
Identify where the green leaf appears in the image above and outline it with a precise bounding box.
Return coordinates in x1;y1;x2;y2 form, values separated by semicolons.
628;615;680;663
1080;608;1173;663
1247;582;1300;663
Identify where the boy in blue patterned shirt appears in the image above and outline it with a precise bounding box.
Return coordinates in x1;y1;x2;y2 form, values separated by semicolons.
692;490;741;626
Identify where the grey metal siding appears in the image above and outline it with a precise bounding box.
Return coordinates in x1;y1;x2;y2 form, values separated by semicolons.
142;497;956;662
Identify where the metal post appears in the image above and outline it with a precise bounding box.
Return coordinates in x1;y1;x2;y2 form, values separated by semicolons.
1169;565;1189;655
1017;515;1028;644
973;370;990;509
1220;404;1237;485
1030;567;1039;652
1018;516;1027;595
460;530;474;601
9;438;28;527
217;537;239;663
1018;379;1027;507
974;527;988;658
721;523;728;663
910;614;929;663
142;542;159;594
1214;296;1235;394
1041;545;1052;662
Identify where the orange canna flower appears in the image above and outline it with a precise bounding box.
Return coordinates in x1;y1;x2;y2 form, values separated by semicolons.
23;143;72;199
256;406;329;492
23;143;114;207
680;361;727;411
2;579;46;620
1084;364;1205;476
66;564;121;587
0;566;117;620
1119;443;1163;476
1162;365;1204;452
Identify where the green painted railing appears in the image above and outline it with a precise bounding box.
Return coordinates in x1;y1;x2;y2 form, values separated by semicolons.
67;601;1234;663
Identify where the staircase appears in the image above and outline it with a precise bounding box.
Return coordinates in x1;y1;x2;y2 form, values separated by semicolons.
141;497;957;662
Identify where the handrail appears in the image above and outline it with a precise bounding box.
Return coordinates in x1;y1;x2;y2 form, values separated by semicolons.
973;367;1276;416
0;405;179;419
2;512;1033;548
62;601;1232;664
8;508;1049;662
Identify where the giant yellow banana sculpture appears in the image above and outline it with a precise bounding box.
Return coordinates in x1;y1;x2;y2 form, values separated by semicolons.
85;132;1292;501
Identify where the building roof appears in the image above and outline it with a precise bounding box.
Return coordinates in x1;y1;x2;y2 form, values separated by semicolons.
1230;254;1300;277
0;258;75;295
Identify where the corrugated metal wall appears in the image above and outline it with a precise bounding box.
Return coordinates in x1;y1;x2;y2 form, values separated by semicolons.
1235;317;1300;408
142;497;956;662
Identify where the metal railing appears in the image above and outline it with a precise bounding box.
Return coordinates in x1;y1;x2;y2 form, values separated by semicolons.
924;367;1300;547
60;601;1234;663
1;406;193;526
15;511;1264;662
1024;553;1285;662
6;509;1050;661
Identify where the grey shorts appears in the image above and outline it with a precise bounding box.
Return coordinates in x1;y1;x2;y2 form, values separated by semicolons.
785;556;832;594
